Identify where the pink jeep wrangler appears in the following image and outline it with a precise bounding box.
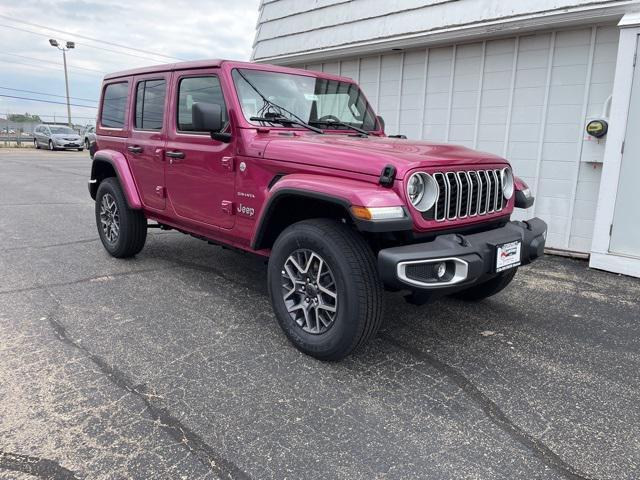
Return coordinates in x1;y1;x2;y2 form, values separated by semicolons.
90;60;546;360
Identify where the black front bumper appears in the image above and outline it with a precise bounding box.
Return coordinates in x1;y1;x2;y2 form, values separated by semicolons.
378;217;547;293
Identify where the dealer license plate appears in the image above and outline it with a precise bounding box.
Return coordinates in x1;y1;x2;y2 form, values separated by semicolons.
495;241;521;272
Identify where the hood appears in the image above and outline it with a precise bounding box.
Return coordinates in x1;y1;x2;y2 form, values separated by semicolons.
261;135;508;179
51;133;81;139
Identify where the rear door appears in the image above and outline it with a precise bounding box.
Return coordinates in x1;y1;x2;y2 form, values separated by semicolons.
164;70;235;229
126;73;170;211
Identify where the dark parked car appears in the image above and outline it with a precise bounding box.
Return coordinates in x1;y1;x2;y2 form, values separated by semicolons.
33;124;83;151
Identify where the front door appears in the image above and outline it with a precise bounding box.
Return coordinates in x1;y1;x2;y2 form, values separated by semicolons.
610;36;640;258
164;71;235;229
126;74;169;211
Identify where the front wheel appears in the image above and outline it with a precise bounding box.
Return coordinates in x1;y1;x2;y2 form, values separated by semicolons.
95;177;147;258
450;268;517;301
34;139;40;149
48;140;55;151
268;219;383;361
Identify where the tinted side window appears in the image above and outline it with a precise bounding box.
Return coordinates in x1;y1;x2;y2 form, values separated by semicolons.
101;82;128;128
135;79;166;130
177;76;227;131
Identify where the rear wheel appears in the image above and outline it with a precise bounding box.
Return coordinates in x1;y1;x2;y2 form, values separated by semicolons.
268;219;383;360
34;139;40;149
451;268;517;301
95;177;147;258
85;139;90;150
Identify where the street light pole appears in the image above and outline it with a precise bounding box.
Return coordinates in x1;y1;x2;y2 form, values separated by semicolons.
49;39;75;127
61;48;72;127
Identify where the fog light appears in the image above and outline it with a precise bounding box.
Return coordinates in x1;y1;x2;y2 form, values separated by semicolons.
434;262;447;279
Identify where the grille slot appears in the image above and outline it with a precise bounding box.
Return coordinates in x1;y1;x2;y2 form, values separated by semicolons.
404;263;441;283
424;169;506;222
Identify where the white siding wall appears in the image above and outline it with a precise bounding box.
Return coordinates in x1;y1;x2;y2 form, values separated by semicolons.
253;0;630;61
297;25;618;252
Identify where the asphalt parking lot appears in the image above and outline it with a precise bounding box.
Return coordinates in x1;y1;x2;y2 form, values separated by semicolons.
0;148;639;480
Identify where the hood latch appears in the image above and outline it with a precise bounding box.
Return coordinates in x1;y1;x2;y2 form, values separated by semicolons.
379;164;396;188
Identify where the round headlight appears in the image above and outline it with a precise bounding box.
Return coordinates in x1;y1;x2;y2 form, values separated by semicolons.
501;167;514;200
407;172;438;212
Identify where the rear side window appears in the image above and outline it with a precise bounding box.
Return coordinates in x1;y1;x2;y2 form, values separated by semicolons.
177;76;227;132
135;79;166;130
101;82;128;128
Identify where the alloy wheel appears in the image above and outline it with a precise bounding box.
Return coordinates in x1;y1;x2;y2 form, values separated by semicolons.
99;193;120;244
281;249;338;334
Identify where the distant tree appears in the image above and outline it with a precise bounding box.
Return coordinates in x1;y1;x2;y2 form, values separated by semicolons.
7;113;42;123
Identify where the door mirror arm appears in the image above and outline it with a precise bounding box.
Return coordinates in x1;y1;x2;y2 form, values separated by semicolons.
192;102;232;143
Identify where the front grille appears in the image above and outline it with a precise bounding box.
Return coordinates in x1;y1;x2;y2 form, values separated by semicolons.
430;169;504;222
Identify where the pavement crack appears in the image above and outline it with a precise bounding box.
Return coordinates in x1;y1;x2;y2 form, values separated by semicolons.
5;237;98;252
0;202;88;207
382;333;594;480
0;266;174;296
0;450;80;480
47;317;250;480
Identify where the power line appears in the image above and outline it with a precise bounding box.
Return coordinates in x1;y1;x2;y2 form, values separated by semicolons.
0;58;103;78
0;22;185;64
0;86;97;103
0;52;105;73
0;14;187;62
0;23;171;64
0;94;98;108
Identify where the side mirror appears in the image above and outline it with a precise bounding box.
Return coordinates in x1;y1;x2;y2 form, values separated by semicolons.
192;102;231;143
376;115;385;133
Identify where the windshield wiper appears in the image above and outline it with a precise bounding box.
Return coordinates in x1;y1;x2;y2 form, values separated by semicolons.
309;120;369;136
236;69;323;134
250;113;323;134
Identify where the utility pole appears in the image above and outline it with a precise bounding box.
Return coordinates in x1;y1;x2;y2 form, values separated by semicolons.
49;39;75;127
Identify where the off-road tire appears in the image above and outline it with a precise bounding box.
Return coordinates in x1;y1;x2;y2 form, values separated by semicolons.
268;219;383;361
95;177;147;258
451;268;517;301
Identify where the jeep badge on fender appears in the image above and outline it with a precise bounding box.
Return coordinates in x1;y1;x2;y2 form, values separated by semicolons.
89;59;547;361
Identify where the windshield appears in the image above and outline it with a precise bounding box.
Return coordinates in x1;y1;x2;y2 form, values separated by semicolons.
50;126;75;134
232;69;377;131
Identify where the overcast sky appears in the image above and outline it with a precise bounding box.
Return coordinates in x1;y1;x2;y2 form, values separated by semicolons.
0;0;260;125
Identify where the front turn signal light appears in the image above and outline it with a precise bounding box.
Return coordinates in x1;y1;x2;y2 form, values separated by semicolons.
351;206;405;220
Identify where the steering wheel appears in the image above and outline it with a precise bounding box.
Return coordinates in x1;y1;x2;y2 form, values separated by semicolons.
317;115;341;123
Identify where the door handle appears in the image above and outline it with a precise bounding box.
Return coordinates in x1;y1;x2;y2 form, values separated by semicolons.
165;151;185;159
127;146;143;154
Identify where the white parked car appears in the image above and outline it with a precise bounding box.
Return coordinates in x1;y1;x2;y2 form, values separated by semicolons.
33;124;83;151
